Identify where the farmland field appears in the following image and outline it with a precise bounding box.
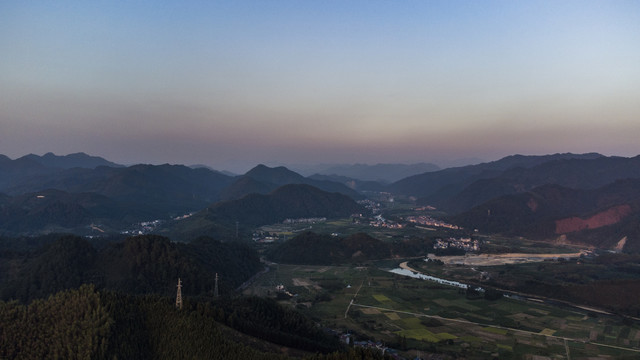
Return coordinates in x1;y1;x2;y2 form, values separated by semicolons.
244;261;640;359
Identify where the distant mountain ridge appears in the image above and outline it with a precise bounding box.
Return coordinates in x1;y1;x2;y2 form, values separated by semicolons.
307;173;386;192
0;152;122;191
0;164;235;227
0;154;369;236
308;162;440;183
220;164;363;201
4;150;640;246
20;152;123;169
437;155;640;213
390;153;605;201
386;152;640;213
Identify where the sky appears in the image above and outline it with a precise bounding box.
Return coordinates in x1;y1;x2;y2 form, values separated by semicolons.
1;1;639;173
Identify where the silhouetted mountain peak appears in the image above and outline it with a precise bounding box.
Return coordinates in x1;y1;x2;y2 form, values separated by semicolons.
17;152;123;169
244;164;305;185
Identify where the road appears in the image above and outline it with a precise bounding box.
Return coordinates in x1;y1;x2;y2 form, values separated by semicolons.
344;279;365;318
349;302;640;354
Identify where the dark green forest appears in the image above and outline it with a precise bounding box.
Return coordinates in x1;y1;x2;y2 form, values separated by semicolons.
0;234;392;359
0;234;262;303
266;231;435;265
0;285;391;359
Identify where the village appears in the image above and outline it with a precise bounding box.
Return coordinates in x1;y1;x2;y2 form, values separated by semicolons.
403;215;460;230
433;237;480;252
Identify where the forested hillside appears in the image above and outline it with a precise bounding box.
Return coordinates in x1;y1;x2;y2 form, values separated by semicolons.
389;153;603;200
267;231;434;265
452;179;640;251
0;155;370;236
435;155;640;213
169;184;364;240
0;234;262;303
0;285;392;359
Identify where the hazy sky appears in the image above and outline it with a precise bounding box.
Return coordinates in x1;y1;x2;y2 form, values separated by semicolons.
2;1;639;172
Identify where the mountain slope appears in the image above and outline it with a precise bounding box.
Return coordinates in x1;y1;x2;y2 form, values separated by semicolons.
1;164;235;228
452;179;640;251
307;174;386;192
0;155;53;191
0;234;262;302
266;231;436;265
437;155;640;213
0;152;122;192
390;153;604;200
170;184;364;240
266;232;391;265
1;285;390;359
0;189;121;235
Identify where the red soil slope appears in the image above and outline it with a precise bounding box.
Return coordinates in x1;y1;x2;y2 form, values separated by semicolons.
555;204;632;234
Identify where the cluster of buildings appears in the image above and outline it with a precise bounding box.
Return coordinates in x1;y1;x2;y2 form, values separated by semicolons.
252;231;279;243
173;213;193;221
348;339;402;359
275;284;296;298
414;205;436;211
357;199;382;214
121;219;163;235
369;215;404;229
433;237;480;252
404;215;460;230
283;217;326;224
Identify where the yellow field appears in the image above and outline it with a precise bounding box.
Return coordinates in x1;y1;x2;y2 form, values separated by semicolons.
384;312;401;320
539;328;556;336
373;294;391;302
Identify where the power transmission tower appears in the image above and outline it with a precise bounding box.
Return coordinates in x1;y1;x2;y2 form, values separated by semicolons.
176;278;183;310
214;273;219;297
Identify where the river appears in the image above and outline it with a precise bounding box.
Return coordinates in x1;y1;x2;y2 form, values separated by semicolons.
389;262;483;291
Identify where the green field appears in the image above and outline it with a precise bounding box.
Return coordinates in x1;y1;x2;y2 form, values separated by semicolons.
244;262;640;359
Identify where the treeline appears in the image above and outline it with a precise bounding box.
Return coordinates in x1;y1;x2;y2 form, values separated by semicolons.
0;234;262;303
267;231;435;265
0;285;392;359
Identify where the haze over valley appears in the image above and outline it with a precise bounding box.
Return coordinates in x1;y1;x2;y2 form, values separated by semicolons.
3;150;640;359
3;1;640;359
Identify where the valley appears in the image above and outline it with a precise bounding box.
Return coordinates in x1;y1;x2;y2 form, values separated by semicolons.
3;152;640;359
242;259;640;359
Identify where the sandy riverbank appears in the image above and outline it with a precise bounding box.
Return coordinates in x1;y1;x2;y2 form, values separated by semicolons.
426;251;586;266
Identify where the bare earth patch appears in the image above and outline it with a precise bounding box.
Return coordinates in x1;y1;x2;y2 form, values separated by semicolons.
292;278;311;286
430;252;586;266
292;278;322;290
361;308;381;315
